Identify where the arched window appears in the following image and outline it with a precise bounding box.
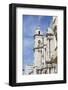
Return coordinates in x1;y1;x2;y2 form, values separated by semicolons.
38;40;41;44
38;31;40;34
38;40;41;48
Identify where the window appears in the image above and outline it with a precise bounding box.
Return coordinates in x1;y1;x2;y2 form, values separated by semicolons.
38;31;40;34
38;40;41;44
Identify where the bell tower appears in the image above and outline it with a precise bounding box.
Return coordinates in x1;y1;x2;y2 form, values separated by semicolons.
33;26;43;74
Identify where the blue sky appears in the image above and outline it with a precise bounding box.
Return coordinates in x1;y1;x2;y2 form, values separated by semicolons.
22;15;53;66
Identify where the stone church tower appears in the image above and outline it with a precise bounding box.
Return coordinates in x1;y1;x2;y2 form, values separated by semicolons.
33;25;57;74
33;26;44;74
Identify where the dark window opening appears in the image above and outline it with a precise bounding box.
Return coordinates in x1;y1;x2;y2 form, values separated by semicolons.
38;31;40;34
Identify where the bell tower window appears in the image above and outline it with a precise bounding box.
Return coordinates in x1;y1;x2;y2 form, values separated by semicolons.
38;40;41;47
38;31;40;34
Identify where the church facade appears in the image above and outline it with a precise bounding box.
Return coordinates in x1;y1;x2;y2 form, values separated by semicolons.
23;17;57;75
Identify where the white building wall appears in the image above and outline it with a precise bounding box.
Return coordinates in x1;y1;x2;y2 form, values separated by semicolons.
34;49;42;67
50;35;56;58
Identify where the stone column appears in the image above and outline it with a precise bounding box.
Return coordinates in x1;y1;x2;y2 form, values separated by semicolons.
44;47;46;66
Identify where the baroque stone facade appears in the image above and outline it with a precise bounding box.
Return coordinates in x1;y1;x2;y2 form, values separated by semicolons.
23;17;57;75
